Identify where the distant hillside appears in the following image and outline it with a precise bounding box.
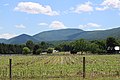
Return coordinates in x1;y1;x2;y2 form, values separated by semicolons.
0;27;120;44
70;27;120;40
7;34;38;44
0;39;7;43
33;29;84;41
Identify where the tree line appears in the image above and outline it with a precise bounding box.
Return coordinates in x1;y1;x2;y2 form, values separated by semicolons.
55;37;120;54
0;40;53;55
0;37;120;55
0;43;24;54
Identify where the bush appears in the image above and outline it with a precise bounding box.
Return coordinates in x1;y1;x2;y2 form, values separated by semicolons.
22;47;30;55
36;48;42;55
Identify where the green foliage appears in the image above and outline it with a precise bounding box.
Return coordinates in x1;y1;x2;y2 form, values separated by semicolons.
106;37;118;53
0;36;120;55
22;47;30;54
7;34;37;44
71;39;88;53
33;42;50;55
54;46;62;51
106;37;118;47
36;48;42;55
56;36;119;54
33;44;39;55
39;41;48;50
0;43;24;54
47;48;53;53
88;43;99;54
55;42;71;52
33;29;83;41
1;28;120;44
90;40;106;54
32;27;120;42
26;40;34;51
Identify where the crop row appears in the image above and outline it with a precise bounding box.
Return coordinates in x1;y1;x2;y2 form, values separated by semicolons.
0;54;119;79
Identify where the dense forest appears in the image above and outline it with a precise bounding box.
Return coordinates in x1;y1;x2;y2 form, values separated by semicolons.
0;37;120;55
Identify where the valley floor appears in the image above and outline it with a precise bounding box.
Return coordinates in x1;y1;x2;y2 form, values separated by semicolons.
0;53;120;80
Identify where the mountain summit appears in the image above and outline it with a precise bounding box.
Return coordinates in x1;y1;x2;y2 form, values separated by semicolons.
0;27;120;44
7;34;38;44
33;29;84;41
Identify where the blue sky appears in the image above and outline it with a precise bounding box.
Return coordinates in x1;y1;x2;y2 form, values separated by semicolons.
0;0;120;39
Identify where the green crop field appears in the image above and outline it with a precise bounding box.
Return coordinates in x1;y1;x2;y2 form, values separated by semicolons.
0;53;120;80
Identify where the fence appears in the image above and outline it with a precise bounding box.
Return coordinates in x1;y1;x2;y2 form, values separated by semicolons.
2;57;85;79
0;55;119;80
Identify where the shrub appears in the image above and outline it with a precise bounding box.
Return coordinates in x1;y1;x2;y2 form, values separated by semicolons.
22;47;30;55
36;48;42;55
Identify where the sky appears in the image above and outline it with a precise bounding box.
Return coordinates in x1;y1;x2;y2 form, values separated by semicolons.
0;0;120;39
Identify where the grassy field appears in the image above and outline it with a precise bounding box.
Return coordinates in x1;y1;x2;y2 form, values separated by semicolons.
0;53;120;80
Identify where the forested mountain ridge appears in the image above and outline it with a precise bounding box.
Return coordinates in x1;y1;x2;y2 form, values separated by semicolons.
0;27;120;44
33;29;84;41
69;27;120;40
0;39;7;43
6;34;38;44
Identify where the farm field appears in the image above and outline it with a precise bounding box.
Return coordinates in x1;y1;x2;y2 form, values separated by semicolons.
0;53;120;80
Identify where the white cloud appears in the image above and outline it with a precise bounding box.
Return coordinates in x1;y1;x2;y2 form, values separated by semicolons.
49;21;66;29
96;0;120;11
38;23;48;26
79;23;101;31
14;2;59;16
87;23;101;27
72;1;93;13
0;33;17;39
96;6;108;11
15;24;26;29
101;0;120;9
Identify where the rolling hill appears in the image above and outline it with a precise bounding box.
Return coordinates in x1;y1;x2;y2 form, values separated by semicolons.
6;34;38;44
0;39;7;43
0;27;120;44
33;29;84;41
71;27;120;40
